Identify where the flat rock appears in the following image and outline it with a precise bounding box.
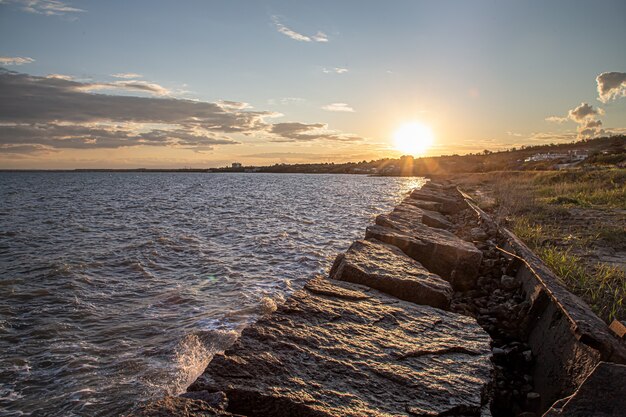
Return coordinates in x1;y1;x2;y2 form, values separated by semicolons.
402;197;444;212
329;239;452;309
410;187;466;214
402;197;441;212
392;202;454;230
189;276;492;417
128;396;237;417
544;362;626;416
366;223;482;290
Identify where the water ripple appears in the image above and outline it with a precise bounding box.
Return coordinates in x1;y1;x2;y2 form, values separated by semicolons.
0;172;424;416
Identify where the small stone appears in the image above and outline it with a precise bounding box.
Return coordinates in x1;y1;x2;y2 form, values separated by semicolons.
500;275;518;290
470;227;488;241
492;347;505;356
522;350;533;362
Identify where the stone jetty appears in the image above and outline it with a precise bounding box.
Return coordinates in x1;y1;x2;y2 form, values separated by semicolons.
131;180;626;417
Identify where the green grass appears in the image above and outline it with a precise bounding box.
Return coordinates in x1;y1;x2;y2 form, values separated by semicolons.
510;214;626;323
464;168;626;323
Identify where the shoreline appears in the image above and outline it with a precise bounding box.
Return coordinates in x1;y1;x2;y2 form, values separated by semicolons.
131;180;626;417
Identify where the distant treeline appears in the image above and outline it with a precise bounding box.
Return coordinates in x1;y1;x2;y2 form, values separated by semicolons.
4;135;623;175
243;135;626;176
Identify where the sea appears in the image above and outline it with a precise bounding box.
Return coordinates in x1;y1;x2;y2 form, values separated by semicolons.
0;172;425;416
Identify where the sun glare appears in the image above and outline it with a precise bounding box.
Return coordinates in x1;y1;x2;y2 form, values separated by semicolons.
393;122;434;155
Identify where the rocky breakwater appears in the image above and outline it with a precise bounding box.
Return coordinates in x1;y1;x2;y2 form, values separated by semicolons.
131;180;494;417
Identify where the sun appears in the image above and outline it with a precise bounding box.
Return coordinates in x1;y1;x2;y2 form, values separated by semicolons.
393;122;434;155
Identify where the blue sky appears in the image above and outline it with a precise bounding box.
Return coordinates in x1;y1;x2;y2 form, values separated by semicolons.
1;0;625;168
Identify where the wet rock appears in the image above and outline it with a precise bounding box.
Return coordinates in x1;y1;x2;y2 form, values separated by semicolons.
365;224;483;290
190;276;493;417
544;362;626;416
329;239;452;309
129;396;237;417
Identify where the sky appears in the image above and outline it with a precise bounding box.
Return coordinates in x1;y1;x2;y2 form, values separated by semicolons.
0;0;625;169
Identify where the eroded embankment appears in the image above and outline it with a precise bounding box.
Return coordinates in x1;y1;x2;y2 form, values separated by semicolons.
130;181;626;417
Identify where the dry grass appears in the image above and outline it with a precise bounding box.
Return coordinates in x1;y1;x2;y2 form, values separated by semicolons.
458;168;626;323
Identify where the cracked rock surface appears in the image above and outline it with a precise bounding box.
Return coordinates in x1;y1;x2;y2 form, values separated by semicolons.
365;221;482;291
188;276;492;417
329;238;452;310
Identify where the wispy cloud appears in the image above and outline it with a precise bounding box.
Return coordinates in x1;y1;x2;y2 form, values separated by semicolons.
545;116;568;123
526;131;578;142
77;80;172;96
272;16;328;43
596;72;626;103
267;97;305;106
0;56;34;65
1;0;84;16
322;67;348;74
0;69;361;153
111;72;142;79
321;103;355;112
217;100;252;110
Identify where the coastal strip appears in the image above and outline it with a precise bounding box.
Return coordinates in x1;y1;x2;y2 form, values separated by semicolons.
130;180;626;417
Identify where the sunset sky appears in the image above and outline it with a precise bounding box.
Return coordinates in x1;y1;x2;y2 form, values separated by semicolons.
1;0;625;169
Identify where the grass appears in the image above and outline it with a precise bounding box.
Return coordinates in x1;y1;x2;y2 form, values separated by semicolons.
459;168;626;323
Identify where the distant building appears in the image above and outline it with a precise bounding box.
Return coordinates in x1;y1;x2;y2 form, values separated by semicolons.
524;150;588;163
232;162;243;168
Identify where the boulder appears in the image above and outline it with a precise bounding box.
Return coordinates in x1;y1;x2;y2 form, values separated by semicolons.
189;277;493;417
544;362;626;416
366;223;482;290
392;202;453;230
329;239;452;309
410;187;466;214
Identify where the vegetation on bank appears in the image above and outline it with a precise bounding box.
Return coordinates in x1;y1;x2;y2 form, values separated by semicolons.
457;168;626;323
211;135;626;175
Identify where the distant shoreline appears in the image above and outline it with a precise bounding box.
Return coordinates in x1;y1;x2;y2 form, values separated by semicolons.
1;135;623;175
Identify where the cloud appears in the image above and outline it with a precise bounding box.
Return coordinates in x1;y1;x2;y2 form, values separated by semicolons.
526;132;578;142
321;103;355;112
312;32;328;42
596;72;626;102
545;116;568;123
322;67;348;74
0;56;34;66
267;97;305;105
218;100;252;110
566;103;605;139
0;0;84;16
567;102;602;122
270;122;362;142
0;123;240;150
45;73;73;80
76;80;172;96
111;72;142;79
577;119;604;139
272;16;328;43
0;69;361;153
546;102;605;140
